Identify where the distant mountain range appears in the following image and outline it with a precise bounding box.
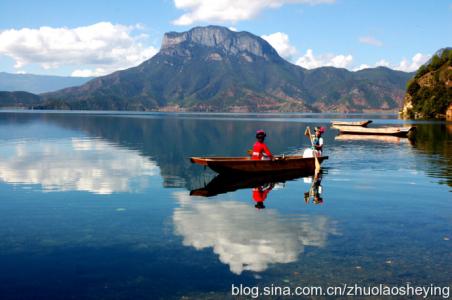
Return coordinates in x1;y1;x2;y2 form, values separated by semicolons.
0;72;92;94
1;26;415;112
0;91;42;108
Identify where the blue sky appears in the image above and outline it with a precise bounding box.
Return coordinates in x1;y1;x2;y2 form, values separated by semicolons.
0;0;450;76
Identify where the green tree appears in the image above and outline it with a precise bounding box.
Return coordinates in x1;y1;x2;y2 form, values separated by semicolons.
407;79;420;95
429;55;441;71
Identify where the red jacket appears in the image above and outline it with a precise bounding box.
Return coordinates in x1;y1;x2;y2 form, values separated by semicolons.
251;141;272;160
252;187;272;202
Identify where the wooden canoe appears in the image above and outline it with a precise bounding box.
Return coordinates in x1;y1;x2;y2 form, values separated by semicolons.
190;155;328;174
335;134;411;144
331;120;372;127
333;125;415;137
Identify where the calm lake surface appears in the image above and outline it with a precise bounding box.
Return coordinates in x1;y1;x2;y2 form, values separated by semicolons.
0;111;450;299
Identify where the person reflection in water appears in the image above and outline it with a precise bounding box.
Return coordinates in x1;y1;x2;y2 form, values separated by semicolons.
252;183;274;209
304;172;323;204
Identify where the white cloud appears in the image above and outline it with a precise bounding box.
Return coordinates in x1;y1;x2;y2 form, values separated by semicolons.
71;68;108;77
172;0;335;25
353;64;370;71
359;36;383;47
296;49;353;69
261;32;297;60
375;59;390;67
352;54;430;72
394;53;430;72
354;59;389;71
0;138;158;194
0;22;158;76
173;192;338;274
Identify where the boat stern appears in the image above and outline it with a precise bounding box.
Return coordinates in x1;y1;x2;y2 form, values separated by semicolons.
190;157;209;166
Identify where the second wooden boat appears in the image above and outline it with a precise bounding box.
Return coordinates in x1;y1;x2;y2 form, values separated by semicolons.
331;120;372;127
333;125;415;137
190;155;328;174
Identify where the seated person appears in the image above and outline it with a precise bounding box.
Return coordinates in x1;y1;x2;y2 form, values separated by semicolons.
251;130;273;160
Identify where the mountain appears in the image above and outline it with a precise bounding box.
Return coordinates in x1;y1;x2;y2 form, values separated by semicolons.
401;47;452;119
0;91;42;108
0;72;93;94
302;66;413;111
28;26;413;112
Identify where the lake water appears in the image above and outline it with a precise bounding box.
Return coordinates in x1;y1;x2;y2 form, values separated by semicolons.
0;111;450;299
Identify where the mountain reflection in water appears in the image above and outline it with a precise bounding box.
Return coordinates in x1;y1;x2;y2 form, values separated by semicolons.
1;113;450;189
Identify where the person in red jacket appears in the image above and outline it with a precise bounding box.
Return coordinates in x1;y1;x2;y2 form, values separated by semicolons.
251;130;273;160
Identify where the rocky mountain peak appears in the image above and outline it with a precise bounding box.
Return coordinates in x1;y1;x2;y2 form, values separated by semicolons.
161;25;281;60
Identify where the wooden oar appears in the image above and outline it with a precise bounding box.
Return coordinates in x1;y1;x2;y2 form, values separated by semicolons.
304;126;321;173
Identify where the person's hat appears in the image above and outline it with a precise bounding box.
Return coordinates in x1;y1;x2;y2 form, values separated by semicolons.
314;196;324;204
256;129;266;138
315;127;325;134
255;201;266;209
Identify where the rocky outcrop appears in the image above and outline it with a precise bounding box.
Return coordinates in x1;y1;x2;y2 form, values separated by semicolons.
446;103;452;120
401;48;452;119
161;26;281;61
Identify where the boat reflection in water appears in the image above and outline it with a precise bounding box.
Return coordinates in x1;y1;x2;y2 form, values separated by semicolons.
191;169;327;208
335;134;414;144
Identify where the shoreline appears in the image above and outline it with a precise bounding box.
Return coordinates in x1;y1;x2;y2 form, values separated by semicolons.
1;109;448;124
0;108;400;116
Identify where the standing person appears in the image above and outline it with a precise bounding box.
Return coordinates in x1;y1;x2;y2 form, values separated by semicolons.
312;127;325;156
251;130;273;160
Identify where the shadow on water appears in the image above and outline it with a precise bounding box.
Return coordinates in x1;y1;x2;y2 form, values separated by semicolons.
410;123;452;187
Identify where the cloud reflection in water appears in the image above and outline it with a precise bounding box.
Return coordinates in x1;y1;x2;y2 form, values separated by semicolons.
173;192;338;274
0;138;158;194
